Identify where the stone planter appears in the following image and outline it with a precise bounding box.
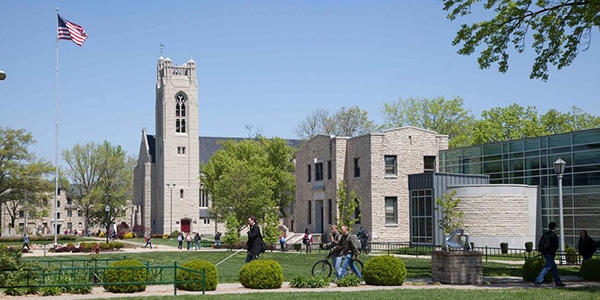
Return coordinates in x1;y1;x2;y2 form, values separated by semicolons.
431;250;483;284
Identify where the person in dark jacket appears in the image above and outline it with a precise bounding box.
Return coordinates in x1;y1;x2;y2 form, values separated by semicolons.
534;222;565;288
338;225;362;279
578;229;597;263
324;225;343;279
246;215;264;263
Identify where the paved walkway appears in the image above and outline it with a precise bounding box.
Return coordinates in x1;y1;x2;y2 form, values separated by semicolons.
12;243;599;300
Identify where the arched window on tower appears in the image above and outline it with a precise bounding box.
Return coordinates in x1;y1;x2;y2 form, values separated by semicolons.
175;92;187;133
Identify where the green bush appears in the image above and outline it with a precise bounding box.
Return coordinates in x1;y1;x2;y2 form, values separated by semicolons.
289;275;329;288
103;259;147;293
335;274;361;287
522;257;552;283
565;246;578;264
580;258;600;281
177;260;219;291
109;241;125;249
293;243;302;251
239;259;283;289
363;255;406;286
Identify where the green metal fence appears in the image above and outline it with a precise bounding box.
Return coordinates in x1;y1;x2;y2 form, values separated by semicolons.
1;260;207;296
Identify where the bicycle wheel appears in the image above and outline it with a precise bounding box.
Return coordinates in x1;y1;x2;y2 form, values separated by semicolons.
311;260;332;277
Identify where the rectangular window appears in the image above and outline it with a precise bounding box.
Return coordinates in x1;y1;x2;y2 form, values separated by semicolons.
204;219;210;224
57;200;60;207
307;165;312;182
200;189;209;207
385;197;398;224
67;222;72;230
77;210;82;217
18;210;24;218
315;162;324;181
67;210;72;217
327;160;332;180
327;199;332;225
424;156;436;173
410;189;434;244
308;201;312;224
354;198;361;224
180;189;184;199
385;155;397;176
57;212;61;219
354;158;360;177
67;198;73;205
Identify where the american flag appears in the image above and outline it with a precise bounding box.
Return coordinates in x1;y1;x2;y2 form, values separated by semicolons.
57;14;87;46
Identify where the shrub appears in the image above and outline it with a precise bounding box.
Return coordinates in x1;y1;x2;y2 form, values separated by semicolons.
522;257;552;283
110;241;125;249
239;259;283;289
580;258;600;281
565;246;578;264
335;274;361;287
289;275;329;288
363;255;406;286
103;259;147;293
123;232;134;239
79;242;88;252
132;225;145;238
500;242;508;254
524;242;533;253
293;243;302;251
100;243;111;250
177;260;219;291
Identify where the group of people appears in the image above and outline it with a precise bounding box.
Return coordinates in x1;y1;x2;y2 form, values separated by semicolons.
176;232;203;250
533;222;597;288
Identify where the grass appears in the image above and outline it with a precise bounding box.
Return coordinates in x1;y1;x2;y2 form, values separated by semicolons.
24;248;580;283
94;287;600;300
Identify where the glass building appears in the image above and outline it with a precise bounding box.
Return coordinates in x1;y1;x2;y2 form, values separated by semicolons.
439;128;600;247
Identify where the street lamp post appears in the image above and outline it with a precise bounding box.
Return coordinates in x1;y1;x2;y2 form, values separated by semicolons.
105;205;110;244
553;157;567;264
167;183;176;237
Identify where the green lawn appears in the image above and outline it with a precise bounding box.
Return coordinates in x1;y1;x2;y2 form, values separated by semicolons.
24;249;580;283
97;287;600;300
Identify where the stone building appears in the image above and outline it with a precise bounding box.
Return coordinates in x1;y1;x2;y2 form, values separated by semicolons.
292;127;449;241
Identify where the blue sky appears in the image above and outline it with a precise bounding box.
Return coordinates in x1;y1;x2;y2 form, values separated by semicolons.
1;1;599;165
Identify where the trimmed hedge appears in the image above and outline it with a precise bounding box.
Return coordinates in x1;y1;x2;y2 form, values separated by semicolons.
580;258;600;281
239;259;283;289
177;260;219;291
103;259;147;293
363;255;406;286
522;257;552;283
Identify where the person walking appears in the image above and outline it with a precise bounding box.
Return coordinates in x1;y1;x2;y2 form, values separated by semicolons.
339;225;362;280
303;228;313;254
144;233;153;249
214;231;222;247
23;233;31;251
194;232;201;250
324;225;343;279
177;233;184;250
534;222;565;288
186;233;192;250
246;215;264;263
279;232;286;252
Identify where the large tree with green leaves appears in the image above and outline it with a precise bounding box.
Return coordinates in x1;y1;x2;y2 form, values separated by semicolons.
0;127;54;235
380;96;476;148
60;141;133;233
202;138;296;234
472;104;600;145
442;0;600;80
294;106;376;139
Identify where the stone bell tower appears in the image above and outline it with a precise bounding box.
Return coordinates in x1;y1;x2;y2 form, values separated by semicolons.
153;57;200;235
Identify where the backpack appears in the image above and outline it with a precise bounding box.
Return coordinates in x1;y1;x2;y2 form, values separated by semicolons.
538;232;552;254
362;230;370;240
349;233;362;251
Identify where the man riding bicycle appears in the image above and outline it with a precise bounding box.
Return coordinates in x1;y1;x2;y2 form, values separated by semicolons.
323;225;343;279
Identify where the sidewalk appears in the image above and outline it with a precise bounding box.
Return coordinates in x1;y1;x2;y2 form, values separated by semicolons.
10;276;600;300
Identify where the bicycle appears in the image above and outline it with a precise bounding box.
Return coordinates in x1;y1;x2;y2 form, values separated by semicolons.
311;250;364;278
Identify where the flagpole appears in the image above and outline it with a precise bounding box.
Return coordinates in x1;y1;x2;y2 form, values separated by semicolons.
54;6;60;248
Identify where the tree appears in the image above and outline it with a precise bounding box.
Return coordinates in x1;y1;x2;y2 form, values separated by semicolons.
0;127;54;235
443;0;600;80
60;141;133;233
261;207;280;251
380;96;476;148
294;106;376;139
435;190;464;235
471;104;600;145
202;138;295;234
336;180;361;228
